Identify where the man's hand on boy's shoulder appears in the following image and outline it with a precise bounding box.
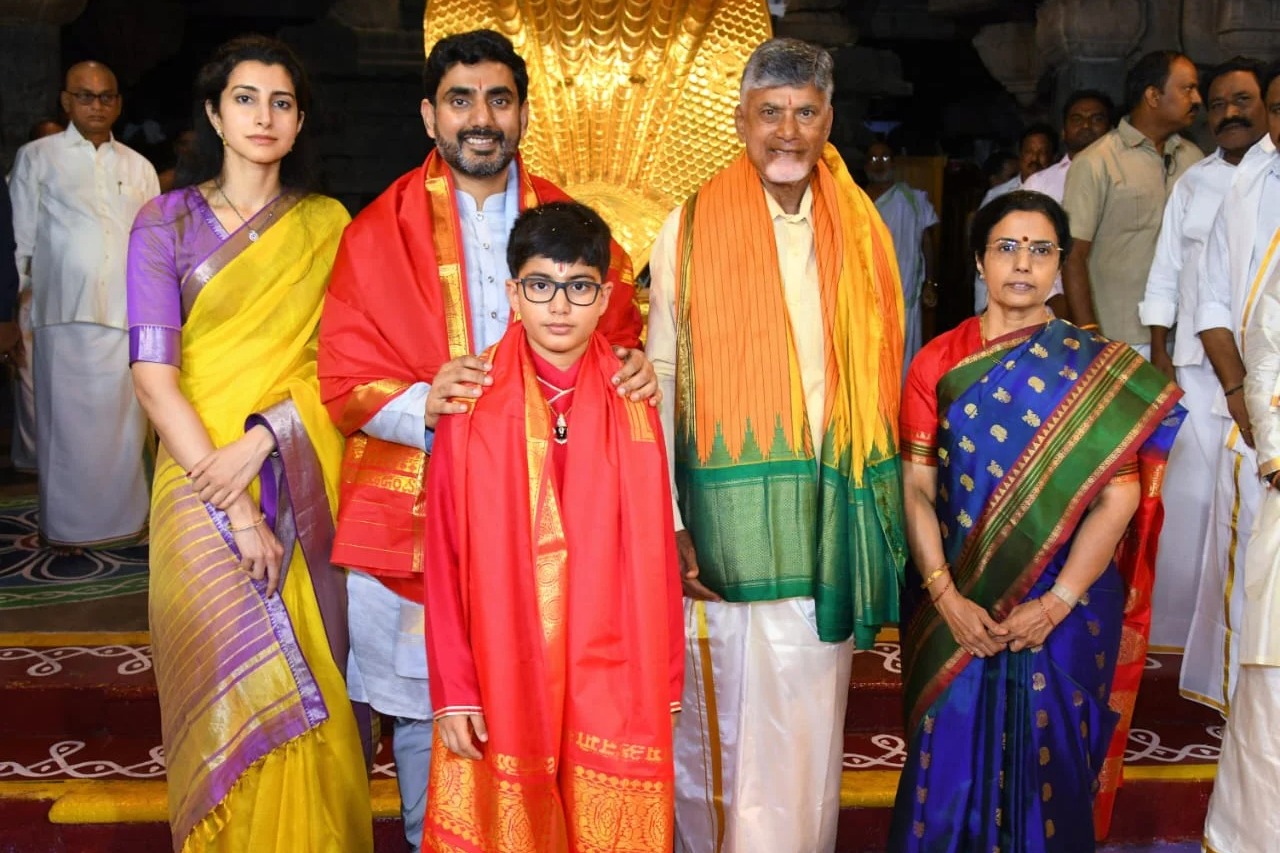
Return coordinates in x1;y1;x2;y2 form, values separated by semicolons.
674;530;722;601
425;355;494;429
612;346;661;407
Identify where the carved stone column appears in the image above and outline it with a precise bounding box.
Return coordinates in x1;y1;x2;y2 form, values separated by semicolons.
1215;0;1280;58
0;0;88;166
1036;0;1146;115
972;22;1043;108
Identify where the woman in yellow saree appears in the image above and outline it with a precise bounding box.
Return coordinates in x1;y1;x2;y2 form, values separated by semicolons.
127;36;371;852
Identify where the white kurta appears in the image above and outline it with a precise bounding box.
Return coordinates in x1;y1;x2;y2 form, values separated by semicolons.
1181;137;1280;712
648;187;852;853
9;125;158;545
1202;234;1280;853
874;182;937;373
1136;149;1236;649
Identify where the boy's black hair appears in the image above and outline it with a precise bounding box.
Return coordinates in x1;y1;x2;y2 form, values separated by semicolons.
423;29;529;104
508;201;612;278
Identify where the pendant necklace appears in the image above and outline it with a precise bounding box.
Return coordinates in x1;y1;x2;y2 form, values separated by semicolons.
215;181;272;242
537;376;575;445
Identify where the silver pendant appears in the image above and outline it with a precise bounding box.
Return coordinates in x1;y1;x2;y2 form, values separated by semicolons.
248;229;260;242
554;412;568;445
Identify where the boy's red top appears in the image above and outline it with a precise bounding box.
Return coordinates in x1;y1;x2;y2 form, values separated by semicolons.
420;326;682;850
317;151;641;599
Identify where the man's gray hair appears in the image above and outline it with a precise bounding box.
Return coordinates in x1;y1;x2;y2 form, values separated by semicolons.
740;38;834;102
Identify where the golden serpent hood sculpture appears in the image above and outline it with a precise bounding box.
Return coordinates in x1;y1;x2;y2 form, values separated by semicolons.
424;0;772;273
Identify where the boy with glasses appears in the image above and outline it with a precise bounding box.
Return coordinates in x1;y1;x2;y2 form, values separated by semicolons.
419;201;683;852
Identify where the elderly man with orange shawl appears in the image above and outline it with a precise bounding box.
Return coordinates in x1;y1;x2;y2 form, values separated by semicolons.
316;30;650;853
646;38;906;853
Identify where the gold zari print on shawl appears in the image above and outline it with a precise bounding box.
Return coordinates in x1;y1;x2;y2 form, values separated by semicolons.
569;765;672;853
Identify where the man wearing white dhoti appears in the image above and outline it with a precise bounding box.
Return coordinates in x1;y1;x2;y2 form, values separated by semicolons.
9;61;157;550
1139;57;1270;651
1180;62;1280;715
864;141;938;373
1202;66;1280;852
647;39;905;853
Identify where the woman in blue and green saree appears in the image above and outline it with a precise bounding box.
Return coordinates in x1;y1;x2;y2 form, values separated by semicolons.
888;191;1184;852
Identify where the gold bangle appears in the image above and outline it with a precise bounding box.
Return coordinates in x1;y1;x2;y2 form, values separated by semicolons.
228;513;266;533
1078;323;1100;332
920;563;950;590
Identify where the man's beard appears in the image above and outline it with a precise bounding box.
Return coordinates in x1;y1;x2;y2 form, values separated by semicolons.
435;128;520;178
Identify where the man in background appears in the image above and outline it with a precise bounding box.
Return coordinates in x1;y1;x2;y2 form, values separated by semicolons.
1062;49;1204;351
1139;57;1269;652
864;140;938;371
9;60;158;552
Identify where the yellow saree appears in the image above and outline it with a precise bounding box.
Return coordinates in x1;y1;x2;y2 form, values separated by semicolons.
146;194;372;852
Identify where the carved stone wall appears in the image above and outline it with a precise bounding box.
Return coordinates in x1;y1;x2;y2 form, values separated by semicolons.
0;0;86;168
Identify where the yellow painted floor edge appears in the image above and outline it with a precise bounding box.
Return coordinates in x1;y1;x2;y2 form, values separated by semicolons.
0;778;403;824
0;631;150;647
4;764;1210;823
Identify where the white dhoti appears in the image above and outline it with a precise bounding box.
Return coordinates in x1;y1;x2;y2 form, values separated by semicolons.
1180;431;1262;713
674;597;853;853
1203;490;1280;851
33;322;149;546
11;289;36;472
1149;360;1220;648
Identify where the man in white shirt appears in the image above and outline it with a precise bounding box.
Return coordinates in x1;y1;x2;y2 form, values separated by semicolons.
9;61;158;553
1179;63;1280;716
1138;57;1269;652
1202;76;1280;845
973;123;1056;312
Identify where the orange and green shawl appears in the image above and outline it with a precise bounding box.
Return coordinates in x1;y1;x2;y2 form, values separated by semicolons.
673;144;906;645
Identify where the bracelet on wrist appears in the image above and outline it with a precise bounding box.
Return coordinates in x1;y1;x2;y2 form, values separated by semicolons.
1037;596;1058;627
929;575;954;604
1048;583;1079;609
1078;323;1100;332
228;513;266;533
920;563;951;590
1223;383;1244;397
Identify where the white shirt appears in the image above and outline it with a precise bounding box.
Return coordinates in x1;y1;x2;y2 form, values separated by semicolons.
1138;148;1235;366
362;164;521;451
647;185;824;531
9;124;159;331
1196;152;1280;337
1021;155;1070;200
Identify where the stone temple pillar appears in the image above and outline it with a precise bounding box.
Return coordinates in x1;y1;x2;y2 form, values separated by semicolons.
1035;0;1147;117
0;0;88;168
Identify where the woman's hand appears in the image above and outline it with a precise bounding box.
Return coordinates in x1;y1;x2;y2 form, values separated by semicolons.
437;714;488;760
999;595;1071;652
189;425;276;509
226;496;285;596
934;584;1009;658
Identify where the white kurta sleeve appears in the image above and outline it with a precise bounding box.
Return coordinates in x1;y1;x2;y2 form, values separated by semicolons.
646;206;685;532
1195;209;1234;334
1245;267;1280;478
1140;176;1190;329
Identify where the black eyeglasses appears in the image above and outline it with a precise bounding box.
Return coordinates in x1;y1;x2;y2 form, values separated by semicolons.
65;90;120;107
515;276;603;306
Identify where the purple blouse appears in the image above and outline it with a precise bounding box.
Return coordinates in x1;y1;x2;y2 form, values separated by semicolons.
126;186;232;367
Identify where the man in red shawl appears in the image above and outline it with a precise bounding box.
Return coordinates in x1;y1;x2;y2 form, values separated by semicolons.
423;200;683;852
317;30;654;852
